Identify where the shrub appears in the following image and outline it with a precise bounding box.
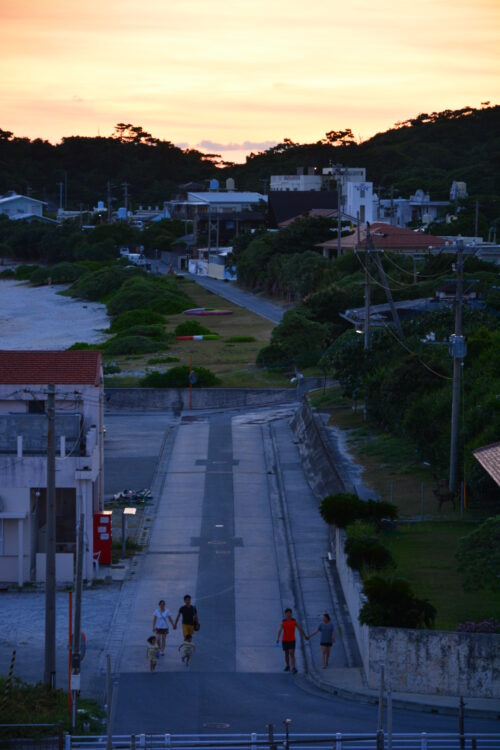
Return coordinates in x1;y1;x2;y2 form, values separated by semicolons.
68;265;136;301
320;493;398;529
0;268;15;278
109;308;166;332
345;520;395;572
359;576;436;629
30;262;87;286
107;276;190;316
68;342;100;350
256;343;291;371
105;335;163;355
141;365;220;388
103;363;121;374
15;264;40;280
226;336;256;343
174;320;213;336
117;324;167;340
320;493;364;528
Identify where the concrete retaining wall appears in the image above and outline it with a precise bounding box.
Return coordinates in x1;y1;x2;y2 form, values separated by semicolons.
290;401;346;497
104;379;328;412
335;528;500;698
335;528;370;676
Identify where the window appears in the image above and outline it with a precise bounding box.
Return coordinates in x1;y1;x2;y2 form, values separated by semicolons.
28;400;45;414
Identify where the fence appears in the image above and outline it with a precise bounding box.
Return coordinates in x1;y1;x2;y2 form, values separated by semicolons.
0;723;64;750
67;733;500;750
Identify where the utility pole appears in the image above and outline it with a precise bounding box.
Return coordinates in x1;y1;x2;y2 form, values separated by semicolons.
367;223;403;337
57;182;64;212
64;171;68;210
44;384;56;688
389;185;394;226
474;200;479;239
449;238;465;493
107;180;112;222
71;512;84;728
121;182;129;213
412;256;418;285
363;218;370;351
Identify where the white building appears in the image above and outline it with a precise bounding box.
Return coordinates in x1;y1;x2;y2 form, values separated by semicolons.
0;192;46;220
0;351;104;586
345;181;374;223
270;173;323;192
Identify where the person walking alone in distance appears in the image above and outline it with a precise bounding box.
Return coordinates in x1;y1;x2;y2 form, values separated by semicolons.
276;608;309;674
308;613;335;668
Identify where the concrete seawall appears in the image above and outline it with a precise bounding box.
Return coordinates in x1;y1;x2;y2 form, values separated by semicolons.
104;379;327;412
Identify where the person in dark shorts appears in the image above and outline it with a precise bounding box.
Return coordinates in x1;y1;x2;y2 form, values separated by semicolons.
308;613;335;668
152;600;175;656
174;594;199;637
276;607;309;674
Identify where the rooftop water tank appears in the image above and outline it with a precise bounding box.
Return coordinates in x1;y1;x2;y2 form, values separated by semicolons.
226;178;235;192
97;200;105;211
209;178;219;192
117;207;127;220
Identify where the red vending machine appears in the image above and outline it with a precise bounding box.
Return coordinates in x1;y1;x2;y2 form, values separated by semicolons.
93;512;112;566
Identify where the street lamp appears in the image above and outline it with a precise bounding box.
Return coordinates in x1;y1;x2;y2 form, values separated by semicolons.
122;507;137;559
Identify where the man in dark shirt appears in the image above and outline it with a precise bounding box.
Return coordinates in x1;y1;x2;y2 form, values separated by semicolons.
174;594;199;637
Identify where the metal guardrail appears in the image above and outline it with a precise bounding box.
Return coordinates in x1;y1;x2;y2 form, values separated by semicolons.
67;733;500;750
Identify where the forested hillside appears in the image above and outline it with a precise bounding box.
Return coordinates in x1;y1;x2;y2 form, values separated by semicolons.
1;105;499;210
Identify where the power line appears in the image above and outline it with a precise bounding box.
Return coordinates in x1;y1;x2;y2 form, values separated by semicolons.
381;323;452;381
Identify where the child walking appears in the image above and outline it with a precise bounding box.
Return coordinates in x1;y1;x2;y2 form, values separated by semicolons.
178;634;195;666
147;635;159;672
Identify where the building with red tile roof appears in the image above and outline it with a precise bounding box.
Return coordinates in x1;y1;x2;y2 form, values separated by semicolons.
0;350;102;386
317;222;449;256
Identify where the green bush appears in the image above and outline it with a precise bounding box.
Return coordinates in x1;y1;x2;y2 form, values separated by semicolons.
106;276;190;316
30;262;87;286
0;267;15;278
320;493;398;529
320;493;365;528
174;320;213;336
68;342;100;350
109;308;166;332
226;335;256;343
15;264;40;280
141;365;220;388
345;522;395;572
359;576;436;629
105;335;164;355
117;324;167;340
103;363;121;374
68;265;137;301
256;343;291;371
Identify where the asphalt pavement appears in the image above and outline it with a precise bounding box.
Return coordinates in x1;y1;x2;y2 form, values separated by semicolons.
178;272;287;324
110;408;500;735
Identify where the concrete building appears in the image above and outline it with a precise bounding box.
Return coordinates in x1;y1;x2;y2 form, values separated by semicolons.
345;181;374;223
0;351;104;586
169;191;267;220
378;189;450;227
270;169;323;192
0;192;46;221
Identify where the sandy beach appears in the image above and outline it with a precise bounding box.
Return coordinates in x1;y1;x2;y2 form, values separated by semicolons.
0;279;109;349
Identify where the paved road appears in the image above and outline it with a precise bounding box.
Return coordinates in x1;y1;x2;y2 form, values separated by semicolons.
181;272;287;324
111;409;499;735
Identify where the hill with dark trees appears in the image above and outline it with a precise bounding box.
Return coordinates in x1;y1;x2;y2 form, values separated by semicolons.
0;105;499;212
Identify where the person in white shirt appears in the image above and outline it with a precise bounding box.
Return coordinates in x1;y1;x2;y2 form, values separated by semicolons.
152;599;175;656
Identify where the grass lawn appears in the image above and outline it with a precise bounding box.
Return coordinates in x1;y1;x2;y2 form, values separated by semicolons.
0;676;104;737
380;522;500;630
310;386;462;520
107;280;293;388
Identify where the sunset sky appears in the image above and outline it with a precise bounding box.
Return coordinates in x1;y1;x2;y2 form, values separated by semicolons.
1;0;498;162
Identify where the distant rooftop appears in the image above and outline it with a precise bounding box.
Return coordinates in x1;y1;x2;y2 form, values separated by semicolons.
0;351;102;386
0;192;46;206
187;192;267;204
